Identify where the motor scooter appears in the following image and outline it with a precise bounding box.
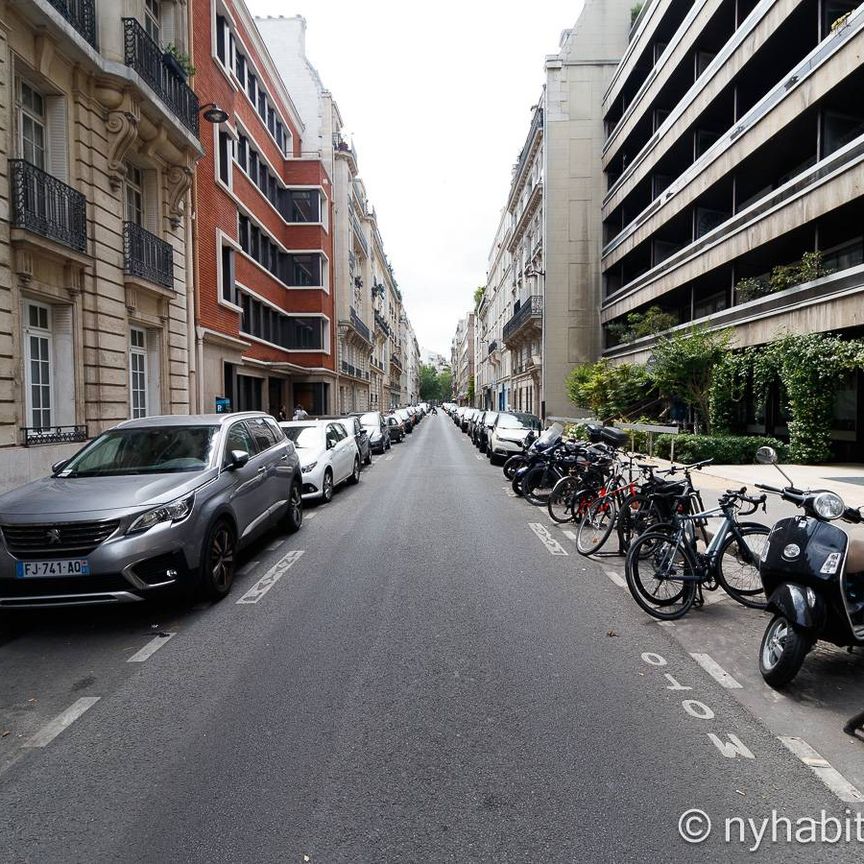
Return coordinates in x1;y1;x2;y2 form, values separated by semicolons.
754;446;864;688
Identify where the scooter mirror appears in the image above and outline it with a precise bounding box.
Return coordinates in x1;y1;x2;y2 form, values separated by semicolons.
755;446;777;465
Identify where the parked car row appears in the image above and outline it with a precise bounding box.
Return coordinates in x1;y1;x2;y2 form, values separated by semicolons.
442;404;541;464
0;405;434;610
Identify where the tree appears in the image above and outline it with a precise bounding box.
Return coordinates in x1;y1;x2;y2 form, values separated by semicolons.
473;285;486;310
467;374;475;405
649;326;731;433
438;368;453;401
419;363;441;401
565;359;653;421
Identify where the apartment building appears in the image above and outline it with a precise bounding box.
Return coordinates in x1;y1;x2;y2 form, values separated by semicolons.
1;0;203;489
492;0;632;420
600;0;864;455
255;15;414;414
451;313;475;405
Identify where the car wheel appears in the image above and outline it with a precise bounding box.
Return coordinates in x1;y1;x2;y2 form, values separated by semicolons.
349;457;361;485
364;449;372;466
322;468;334;502
386;438;391;451
282;479;303;534
199;518;237;600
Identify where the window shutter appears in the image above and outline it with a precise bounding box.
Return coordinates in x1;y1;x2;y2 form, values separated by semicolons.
51;304;75;426
45;96;68;182
144;170;160;235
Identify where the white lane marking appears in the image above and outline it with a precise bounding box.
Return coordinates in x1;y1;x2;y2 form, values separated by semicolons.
605;569;627;588
265;539;284;551
128;632;176;663
304;512;317;520
385;455;394;461
237;560;259;577
779;736;864;802
689;652;743;689
563;529;578;542
24;697;101;748
528;523;568;556
475;454;483;460
236;550;305;605
502;485;517;498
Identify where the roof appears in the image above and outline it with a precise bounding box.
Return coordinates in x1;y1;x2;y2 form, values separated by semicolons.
115;412;270;429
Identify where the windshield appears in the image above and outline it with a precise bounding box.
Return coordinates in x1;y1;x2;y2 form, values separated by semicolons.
484;412;499;426
537;422;564;445
496;413;532;430
60;426;217;477
282;425;323;449
360;412;379;427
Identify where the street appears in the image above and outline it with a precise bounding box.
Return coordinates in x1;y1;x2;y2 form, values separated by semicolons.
1;415;862;862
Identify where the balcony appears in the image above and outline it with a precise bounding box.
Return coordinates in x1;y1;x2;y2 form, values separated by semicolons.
10;160;87;253
390;353;403;371
488;340;498;354
340;360;369;380
350;210;369;256
374;309;391;336
22;424;88;447
48;0;97;48
349;306;371;342
124;222;174;290
503;296;542;344
123;18;199;137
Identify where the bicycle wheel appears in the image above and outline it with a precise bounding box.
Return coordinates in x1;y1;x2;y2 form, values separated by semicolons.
625;530;698;620
548;476;581;523
616;493;656;552
523;464;558;506
717;523;769;609
576;495;618;555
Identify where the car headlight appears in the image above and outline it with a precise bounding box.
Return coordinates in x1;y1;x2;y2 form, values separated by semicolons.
813;491;845;520
301;461;317;473
370;432;381;442
128;494;194;534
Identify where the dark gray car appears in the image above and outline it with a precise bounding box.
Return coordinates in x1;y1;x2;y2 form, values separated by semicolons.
0;413;302;608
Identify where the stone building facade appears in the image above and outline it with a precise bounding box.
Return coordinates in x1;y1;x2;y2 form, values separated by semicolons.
0;0;202;490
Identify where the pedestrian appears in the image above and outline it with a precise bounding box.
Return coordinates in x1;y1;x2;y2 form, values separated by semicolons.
293;404;309;420
277;405;287;421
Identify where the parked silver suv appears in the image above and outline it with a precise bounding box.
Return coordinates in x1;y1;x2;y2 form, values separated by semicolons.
0;413;302;608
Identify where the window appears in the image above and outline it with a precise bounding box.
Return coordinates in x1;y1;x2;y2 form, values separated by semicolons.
247;73;257;104
283;190;321;223
225;421;255;462
234;53;246;87
145;0;161;44
20;81;46;170
247;417;276;451
130;327;148;418
288;253;322;286
125;164;144;226
221;245;235;304
237;136;247;171
218;130;231;185
25;302;52;429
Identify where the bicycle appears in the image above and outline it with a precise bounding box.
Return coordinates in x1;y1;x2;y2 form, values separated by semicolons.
624;488;770;620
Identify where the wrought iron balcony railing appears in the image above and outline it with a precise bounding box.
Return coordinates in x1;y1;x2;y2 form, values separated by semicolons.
488;339;498;354
349;306;371;342
390;353;403;370
122;18;199;137
374;309;391;336
10;160;87;253
503;295;543;342
124;222;174;289
48;0;97;48
22;424;88;447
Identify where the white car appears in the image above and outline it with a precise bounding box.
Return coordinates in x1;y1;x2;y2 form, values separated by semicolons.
487;411;542;465
279;420;360;502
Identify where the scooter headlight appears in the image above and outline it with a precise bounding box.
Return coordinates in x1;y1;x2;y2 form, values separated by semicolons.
813;491;845;520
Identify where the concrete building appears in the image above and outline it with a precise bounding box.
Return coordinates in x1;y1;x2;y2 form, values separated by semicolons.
1;0;203;489
496;0;633;420
422;349;450;375
600;0;864;456
255;14;414;415
192;0;335;417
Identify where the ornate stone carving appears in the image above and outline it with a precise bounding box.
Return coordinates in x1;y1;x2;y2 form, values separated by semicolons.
15;250;34;287
106;109;140;190
65;264;84;298
167;165;194;229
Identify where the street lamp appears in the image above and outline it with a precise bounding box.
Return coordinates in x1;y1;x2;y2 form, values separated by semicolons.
200;102;229;124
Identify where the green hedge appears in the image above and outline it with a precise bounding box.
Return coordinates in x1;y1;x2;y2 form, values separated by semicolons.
654;434;788;465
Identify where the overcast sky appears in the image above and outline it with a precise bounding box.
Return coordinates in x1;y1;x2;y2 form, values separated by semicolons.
247;0;584;355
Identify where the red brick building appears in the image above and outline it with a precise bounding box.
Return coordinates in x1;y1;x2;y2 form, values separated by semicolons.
191;0;335;416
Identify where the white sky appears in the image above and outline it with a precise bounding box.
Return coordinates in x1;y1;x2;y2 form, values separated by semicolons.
247;0;584;355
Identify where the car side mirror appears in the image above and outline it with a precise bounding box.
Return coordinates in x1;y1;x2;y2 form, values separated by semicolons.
51;459;68;474
228;449;250;469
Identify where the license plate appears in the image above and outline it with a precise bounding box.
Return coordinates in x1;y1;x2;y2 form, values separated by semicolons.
15;559;90;578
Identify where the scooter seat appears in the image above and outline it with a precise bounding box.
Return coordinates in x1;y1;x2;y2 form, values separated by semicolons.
847;539;864;575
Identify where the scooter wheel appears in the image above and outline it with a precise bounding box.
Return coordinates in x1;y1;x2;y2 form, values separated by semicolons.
759;614;811;689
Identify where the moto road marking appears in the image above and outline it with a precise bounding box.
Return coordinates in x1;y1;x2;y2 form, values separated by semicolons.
779;737;864;803
128;632;176;663
475;454;483;460
385;455;394;461
236;550;305;605
24;697;101;748
689;652;742;689
502;486;517;498
528;523;568;556
605;569;627;588
563;529;578;542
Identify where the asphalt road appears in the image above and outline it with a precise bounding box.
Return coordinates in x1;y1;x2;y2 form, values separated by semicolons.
1;415;862;862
